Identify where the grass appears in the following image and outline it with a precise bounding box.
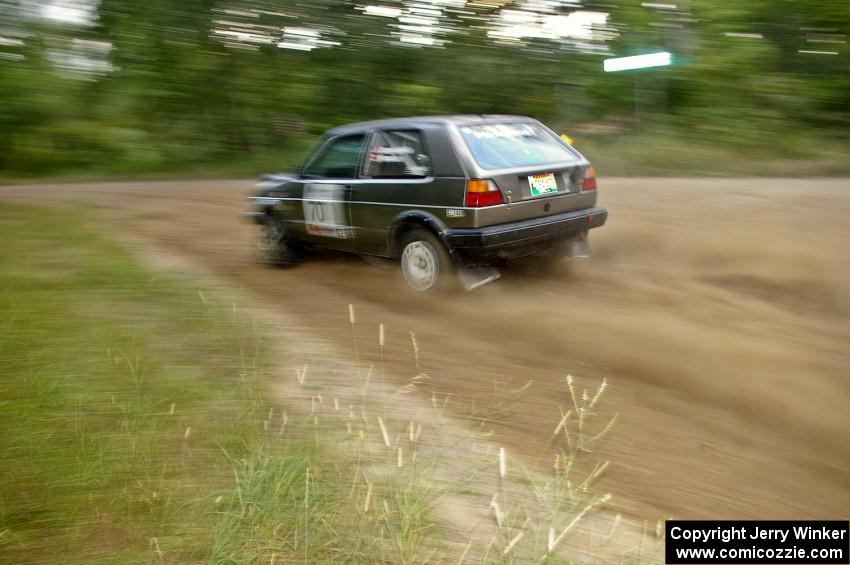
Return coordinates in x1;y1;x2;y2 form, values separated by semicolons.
0;201;649;563
0;140;314;186
3;122;849;185
577;125;850;177
0;202;275;562
0;202;442;563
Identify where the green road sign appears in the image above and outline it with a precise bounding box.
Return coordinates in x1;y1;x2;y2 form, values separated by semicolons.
603;51;672;72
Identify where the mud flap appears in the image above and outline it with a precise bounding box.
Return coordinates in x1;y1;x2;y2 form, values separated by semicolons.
456;266;501;292
568;231;591;258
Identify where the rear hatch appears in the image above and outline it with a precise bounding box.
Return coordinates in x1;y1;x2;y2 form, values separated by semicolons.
453;121;596;227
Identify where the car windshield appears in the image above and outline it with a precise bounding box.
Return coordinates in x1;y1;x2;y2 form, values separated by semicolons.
459;122;578;170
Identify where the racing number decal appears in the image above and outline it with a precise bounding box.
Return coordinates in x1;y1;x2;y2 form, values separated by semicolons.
303;183;352;239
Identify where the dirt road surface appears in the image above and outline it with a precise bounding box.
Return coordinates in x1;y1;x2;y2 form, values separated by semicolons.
3;177;849;521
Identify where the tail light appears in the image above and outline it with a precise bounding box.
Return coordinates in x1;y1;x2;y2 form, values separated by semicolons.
581;165;597;191
465;179;503;207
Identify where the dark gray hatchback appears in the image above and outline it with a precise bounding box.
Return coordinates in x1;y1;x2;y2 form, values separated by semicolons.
245;115;607;291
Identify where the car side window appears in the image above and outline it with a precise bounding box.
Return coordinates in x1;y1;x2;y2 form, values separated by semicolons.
364;130;432;179
302;134;365;179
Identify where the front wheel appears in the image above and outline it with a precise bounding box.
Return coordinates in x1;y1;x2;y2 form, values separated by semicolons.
257;215;301;267
399;229;452;292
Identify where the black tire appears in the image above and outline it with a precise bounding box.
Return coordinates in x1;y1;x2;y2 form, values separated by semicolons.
257;214;301;267
398;228;453;292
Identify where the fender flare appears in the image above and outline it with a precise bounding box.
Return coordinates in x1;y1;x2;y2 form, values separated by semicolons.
388;210;455;259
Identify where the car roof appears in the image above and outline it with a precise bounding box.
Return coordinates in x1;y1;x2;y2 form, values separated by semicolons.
326;115;535;136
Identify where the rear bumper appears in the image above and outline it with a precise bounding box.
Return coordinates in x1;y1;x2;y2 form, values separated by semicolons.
446;207;607;263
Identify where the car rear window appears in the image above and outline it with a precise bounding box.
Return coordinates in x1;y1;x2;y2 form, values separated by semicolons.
459;122;578;170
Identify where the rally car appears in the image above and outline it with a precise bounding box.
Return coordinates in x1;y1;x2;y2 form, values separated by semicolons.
245;115;607;291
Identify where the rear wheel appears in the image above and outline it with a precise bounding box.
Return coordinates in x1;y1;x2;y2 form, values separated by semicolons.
257;214;301;266
399;229;452;292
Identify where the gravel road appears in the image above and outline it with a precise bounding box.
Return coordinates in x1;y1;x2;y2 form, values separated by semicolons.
4;177;848;520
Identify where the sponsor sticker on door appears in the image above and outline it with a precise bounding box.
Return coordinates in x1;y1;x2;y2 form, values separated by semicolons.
303;183;352;238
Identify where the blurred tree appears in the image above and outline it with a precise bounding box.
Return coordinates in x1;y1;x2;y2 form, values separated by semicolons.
0;0;847;176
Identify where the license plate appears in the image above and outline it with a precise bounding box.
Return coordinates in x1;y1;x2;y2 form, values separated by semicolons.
528;173;558;196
